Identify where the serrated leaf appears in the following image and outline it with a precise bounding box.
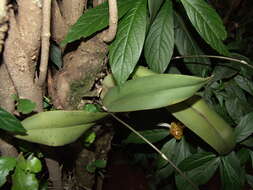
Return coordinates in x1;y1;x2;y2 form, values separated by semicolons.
235;112;253;142
178;152;216;171
109;0;147;85
123;129;169;144
180;0;229;55
240;137;253;147
220;152;245;190
61;0;134;45
17;99;36;114
176;157;219;190
50;44;62;69
148;0;164;22
174;12;211;77
0;157;16;187
0;107;26;133
144;0;174;73
102;74;210;112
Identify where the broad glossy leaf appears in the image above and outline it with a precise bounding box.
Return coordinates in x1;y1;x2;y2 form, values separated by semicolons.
235;112;253;142
61;0;134;45
0;157;16;187
0;107;26;133
17;99;36;114
144;0;174;73
148;0;164;22
220;152;245;190
174;12;211;77
180;0;229;55
103;74;210;112
176;157;219;190
26;155;42;173
109;0;147;85
15;110;107;146
12;168;38;190
178;152;216;171
157;138;192;179
123;129;169;144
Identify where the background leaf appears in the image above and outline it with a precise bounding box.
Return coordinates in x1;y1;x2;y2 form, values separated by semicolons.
144;0;174;73
0;107;26;133
219;152;245;190
180;0;229;55
0;157;16;187
50;44;62;69
178;152;216;171
17;99;36;114
174;12;211;77
156;138;193;179
123;129;169;144
235;112;253;142
61;0;134;45
109;0;147;85
176;157;219;190
148;0;164;22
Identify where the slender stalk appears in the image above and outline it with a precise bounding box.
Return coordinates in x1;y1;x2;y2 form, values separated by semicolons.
38;0;52;86
172;55;253;69
109;113;199;190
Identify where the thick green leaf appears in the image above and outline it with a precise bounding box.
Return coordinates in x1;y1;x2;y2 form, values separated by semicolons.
235;112;253;142
180;0;229;55
109;0;147;85
15;110;107;146
103;74;210;112
148;0;164;22
174;12;211;77
156;138;192;179
123;129;169;144
50;44;62;69
0;107;26;133
61;0;134;45
0;157;16;187
176;157;219;190
178;152;216;171
220;152;245;190
168;96;236;155
17;99;36;114
144;0;174;73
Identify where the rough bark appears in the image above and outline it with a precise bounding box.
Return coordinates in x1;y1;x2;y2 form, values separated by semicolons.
3;0;43;111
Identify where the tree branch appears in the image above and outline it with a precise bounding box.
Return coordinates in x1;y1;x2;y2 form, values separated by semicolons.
101;0;118;42
38;0;52;86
